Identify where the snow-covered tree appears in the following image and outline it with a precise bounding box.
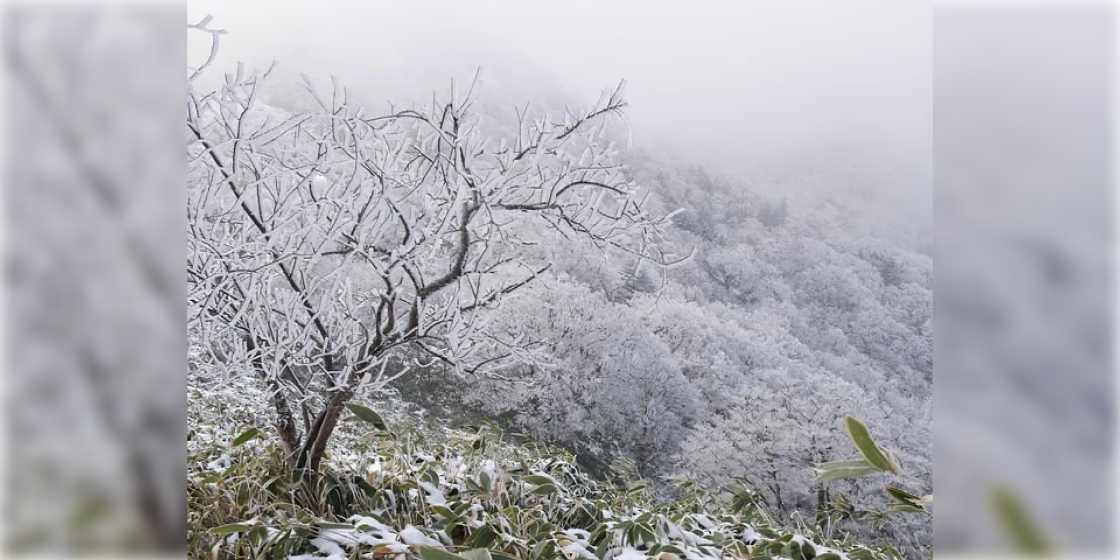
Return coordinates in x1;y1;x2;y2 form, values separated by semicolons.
466;278;699;474
187;25;676;473
676;370;884;513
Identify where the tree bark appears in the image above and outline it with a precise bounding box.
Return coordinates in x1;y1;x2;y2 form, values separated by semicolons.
297;389;352;473
270;383;302;465
246;335;303;465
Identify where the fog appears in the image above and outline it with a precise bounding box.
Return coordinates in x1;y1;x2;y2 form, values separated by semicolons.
188;0;930;224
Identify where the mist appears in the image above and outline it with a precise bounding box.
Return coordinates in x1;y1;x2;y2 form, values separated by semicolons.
188;0;931;239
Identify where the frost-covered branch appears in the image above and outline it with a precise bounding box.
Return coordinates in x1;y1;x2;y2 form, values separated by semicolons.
187;45;667;472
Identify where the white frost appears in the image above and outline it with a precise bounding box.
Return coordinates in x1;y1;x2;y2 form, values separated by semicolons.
419;481;447;505
399;525;442;548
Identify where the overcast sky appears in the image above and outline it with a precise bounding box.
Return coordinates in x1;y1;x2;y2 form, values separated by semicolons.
188;0;930;188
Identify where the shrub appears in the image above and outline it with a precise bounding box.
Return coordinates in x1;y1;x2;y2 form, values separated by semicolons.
189;414;906;560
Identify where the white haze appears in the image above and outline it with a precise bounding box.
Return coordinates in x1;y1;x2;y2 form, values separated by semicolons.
188;0;931;240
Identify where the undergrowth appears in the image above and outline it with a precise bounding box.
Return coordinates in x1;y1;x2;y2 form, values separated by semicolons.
187;416;905;560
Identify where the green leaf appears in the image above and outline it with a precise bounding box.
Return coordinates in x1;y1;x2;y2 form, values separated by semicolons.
229;427;260;448
886;503;926;514
813;459;882;483
800;540;817;560
346;403;387;430
529;483;558;496
816;553;842;560
198;472;223;484
210;523;252;534
789;541;809;560
848;549;876;560
843;415;896;473
990;486;1052;556
521;474;555;486
884;447;904;473
431;505;457;520
353;475;379;498
815;459;876;471
465;525;498;549
885;486;924;509
460;550;493;560
885;485;921;503
419;547;465;560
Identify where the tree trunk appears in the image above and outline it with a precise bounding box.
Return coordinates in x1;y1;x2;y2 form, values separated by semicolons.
297;388;353;473
247;335;303;465
769;470;784;513
270;382;302;465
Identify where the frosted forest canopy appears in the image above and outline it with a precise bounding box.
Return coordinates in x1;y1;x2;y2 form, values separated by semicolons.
187;23;932;555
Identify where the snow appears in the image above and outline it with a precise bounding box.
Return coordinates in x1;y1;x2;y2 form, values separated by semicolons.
613;548;648;560
560;540;597;559
740;525;760;543
788;535;847;560
308;536;346;558
419;481;447;505
366;458;383;474
663;518;713;547
349;515;393;534
399;525;443;548
206;453;231;473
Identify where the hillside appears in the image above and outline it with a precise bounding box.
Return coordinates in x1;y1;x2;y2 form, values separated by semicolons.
187;42;932;558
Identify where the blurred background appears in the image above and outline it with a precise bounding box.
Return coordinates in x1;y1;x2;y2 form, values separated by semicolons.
3;2;185;555
935;2;1116;555
0;0;1114;557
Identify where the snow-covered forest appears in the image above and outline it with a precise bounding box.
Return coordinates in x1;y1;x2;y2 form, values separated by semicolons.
188;4;932;559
